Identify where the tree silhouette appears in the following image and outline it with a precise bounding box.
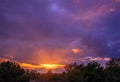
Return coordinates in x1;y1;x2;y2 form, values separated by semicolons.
0;61;30;82
106;58;120;68
105;58;120;82
1;58;120;82
84;61;104;82
65;62;85;82
65;61;104;82
65;58;120;82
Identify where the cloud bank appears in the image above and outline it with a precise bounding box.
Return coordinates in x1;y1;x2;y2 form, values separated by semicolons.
0;0;120;66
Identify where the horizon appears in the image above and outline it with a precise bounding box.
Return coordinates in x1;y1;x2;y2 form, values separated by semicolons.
0;56;110;73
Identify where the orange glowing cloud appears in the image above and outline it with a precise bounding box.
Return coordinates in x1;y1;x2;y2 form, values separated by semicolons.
72;48;83;54
40;64;64;69
0;57;65;70
20;63;64;70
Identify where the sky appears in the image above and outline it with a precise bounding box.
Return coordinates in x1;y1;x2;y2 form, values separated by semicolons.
0;0;120;71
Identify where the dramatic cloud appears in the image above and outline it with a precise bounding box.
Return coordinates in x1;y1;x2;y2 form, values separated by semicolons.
0;0;120;70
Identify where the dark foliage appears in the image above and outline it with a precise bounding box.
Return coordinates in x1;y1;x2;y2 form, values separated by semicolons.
1;58;120;82
0;61;30;82
65;58;120;82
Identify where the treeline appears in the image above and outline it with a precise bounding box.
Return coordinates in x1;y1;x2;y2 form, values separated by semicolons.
0;58;120;82
64;58;120;82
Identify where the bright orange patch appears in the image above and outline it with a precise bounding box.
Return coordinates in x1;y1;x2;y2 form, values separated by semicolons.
20;63;64;69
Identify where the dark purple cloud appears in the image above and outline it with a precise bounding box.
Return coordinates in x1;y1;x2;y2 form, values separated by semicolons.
0;0;120;65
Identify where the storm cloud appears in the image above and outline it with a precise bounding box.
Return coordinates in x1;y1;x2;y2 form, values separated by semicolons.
0;0;120;65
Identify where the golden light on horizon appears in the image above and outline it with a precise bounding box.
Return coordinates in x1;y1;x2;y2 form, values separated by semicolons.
20;63;64;70
40;64;64;69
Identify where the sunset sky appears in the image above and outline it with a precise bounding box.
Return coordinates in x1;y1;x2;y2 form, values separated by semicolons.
0;0;120;72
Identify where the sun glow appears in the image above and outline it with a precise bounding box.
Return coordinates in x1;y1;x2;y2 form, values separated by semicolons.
40;64;64;69
20;63;64;69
